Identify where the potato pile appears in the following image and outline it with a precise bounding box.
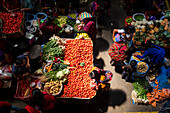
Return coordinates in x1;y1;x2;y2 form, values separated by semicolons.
136;62;148;73
45;80;62;95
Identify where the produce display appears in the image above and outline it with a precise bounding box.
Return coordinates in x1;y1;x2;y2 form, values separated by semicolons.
61;39;96;98
136;62;148;74
125;16;133;25
132;18;170;47
68;12;78;19
54;16;68;27
146;79;170;107
75;33;90;39
0;12;23;33
44;60;70;83
42;35;66;61
132;78;150;104
133;13;145;21
15;78;39;98
45;80;63;95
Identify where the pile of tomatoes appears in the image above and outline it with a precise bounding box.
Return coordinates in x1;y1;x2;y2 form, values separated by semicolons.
61;39;96;98
0;12;23;33
15;78;38;98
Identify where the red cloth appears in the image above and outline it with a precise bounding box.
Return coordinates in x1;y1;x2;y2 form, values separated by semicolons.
0;101;12;108
83;21;96;41
40;92;56;110
3;0;20;10
25;105;41;113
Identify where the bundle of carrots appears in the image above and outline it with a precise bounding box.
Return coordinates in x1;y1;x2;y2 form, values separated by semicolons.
146;79;170;107
46;63;53;73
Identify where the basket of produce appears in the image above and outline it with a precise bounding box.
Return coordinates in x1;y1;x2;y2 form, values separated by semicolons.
132;78;150;104
124;16;133;26
14;77;39;101
133;13;146;21
136;61;149;74
67;11;78;20
44;80;63;96
75;32;90;39
0;12;25;38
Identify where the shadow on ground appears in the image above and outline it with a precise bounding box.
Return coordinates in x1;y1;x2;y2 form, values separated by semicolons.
109;89;127;108
95;37;109;52
53;89;126;113
94;57;105;69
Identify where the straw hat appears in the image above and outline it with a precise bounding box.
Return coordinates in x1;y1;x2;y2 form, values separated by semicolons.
29;45;42;59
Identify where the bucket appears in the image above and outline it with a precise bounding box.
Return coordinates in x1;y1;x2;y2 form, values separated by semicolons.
26;13;35;22
25;21;33;30
35;13;47;21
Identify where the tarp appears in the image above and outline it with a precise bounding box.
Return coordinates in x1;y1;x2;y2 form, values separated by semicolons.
78;12;92;21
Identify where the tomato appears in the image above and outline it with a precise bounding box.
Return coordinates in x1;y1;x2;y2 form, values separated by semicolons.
0;12;23;33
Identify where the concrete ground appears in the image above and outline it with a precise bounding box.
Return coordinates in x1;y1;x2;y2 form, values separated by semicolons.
1;0;168;113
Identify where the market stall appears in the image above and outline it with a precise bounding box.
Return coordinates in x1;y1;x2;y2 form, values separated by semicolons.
110;11;170;108
42;35;96;99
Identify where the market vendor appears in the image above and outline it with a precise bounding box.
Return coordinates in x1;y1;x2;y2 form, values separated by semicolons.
79;18;96;43
112;25;135;48
24;44;42;73
122;60;137;82
89;67;113;89
12;54;31;77
133;40;165;74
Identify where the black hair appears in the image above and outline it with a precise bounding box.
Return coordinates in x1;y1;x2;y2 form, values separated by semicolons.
31;88;44;107
130;60;137;68
15;109;28;113
32;88;44;100
89;70;100;80
15;58;23;66
124;25;135;34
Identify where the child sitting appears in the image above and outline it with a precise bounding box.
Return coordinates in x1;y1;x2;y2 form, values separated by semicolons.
89;67;113;89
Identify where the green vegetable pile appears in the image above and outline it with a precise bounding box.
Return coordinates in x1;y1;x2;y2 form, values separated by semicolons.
45;63;70;83
133;78;150;100
134;15;145;21
42;40;64;61
42;35;65;62
126;17;133;24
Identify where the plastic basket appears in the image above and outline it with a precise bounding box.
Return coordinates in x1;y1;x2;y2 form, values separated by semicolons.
136;61;149;74
124;16;133;26
14;78;31;101
133;13;146;21
67;11;78;20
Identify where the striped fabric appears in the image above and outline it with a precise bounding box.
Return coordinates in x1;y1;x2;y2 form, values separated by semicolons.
108;42;128;61
78;12;92;21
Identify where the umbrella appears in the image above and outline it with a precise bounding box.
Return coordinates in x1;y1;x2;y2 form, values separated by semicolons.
108;42;128;61
78;12;92;21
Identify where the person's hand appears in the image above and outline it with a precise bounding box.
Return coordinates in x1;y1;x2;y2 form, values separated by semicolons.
44;85;50;95
157;8;161;12
140;51;145;54
133;53;137;57
26;64;30;68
